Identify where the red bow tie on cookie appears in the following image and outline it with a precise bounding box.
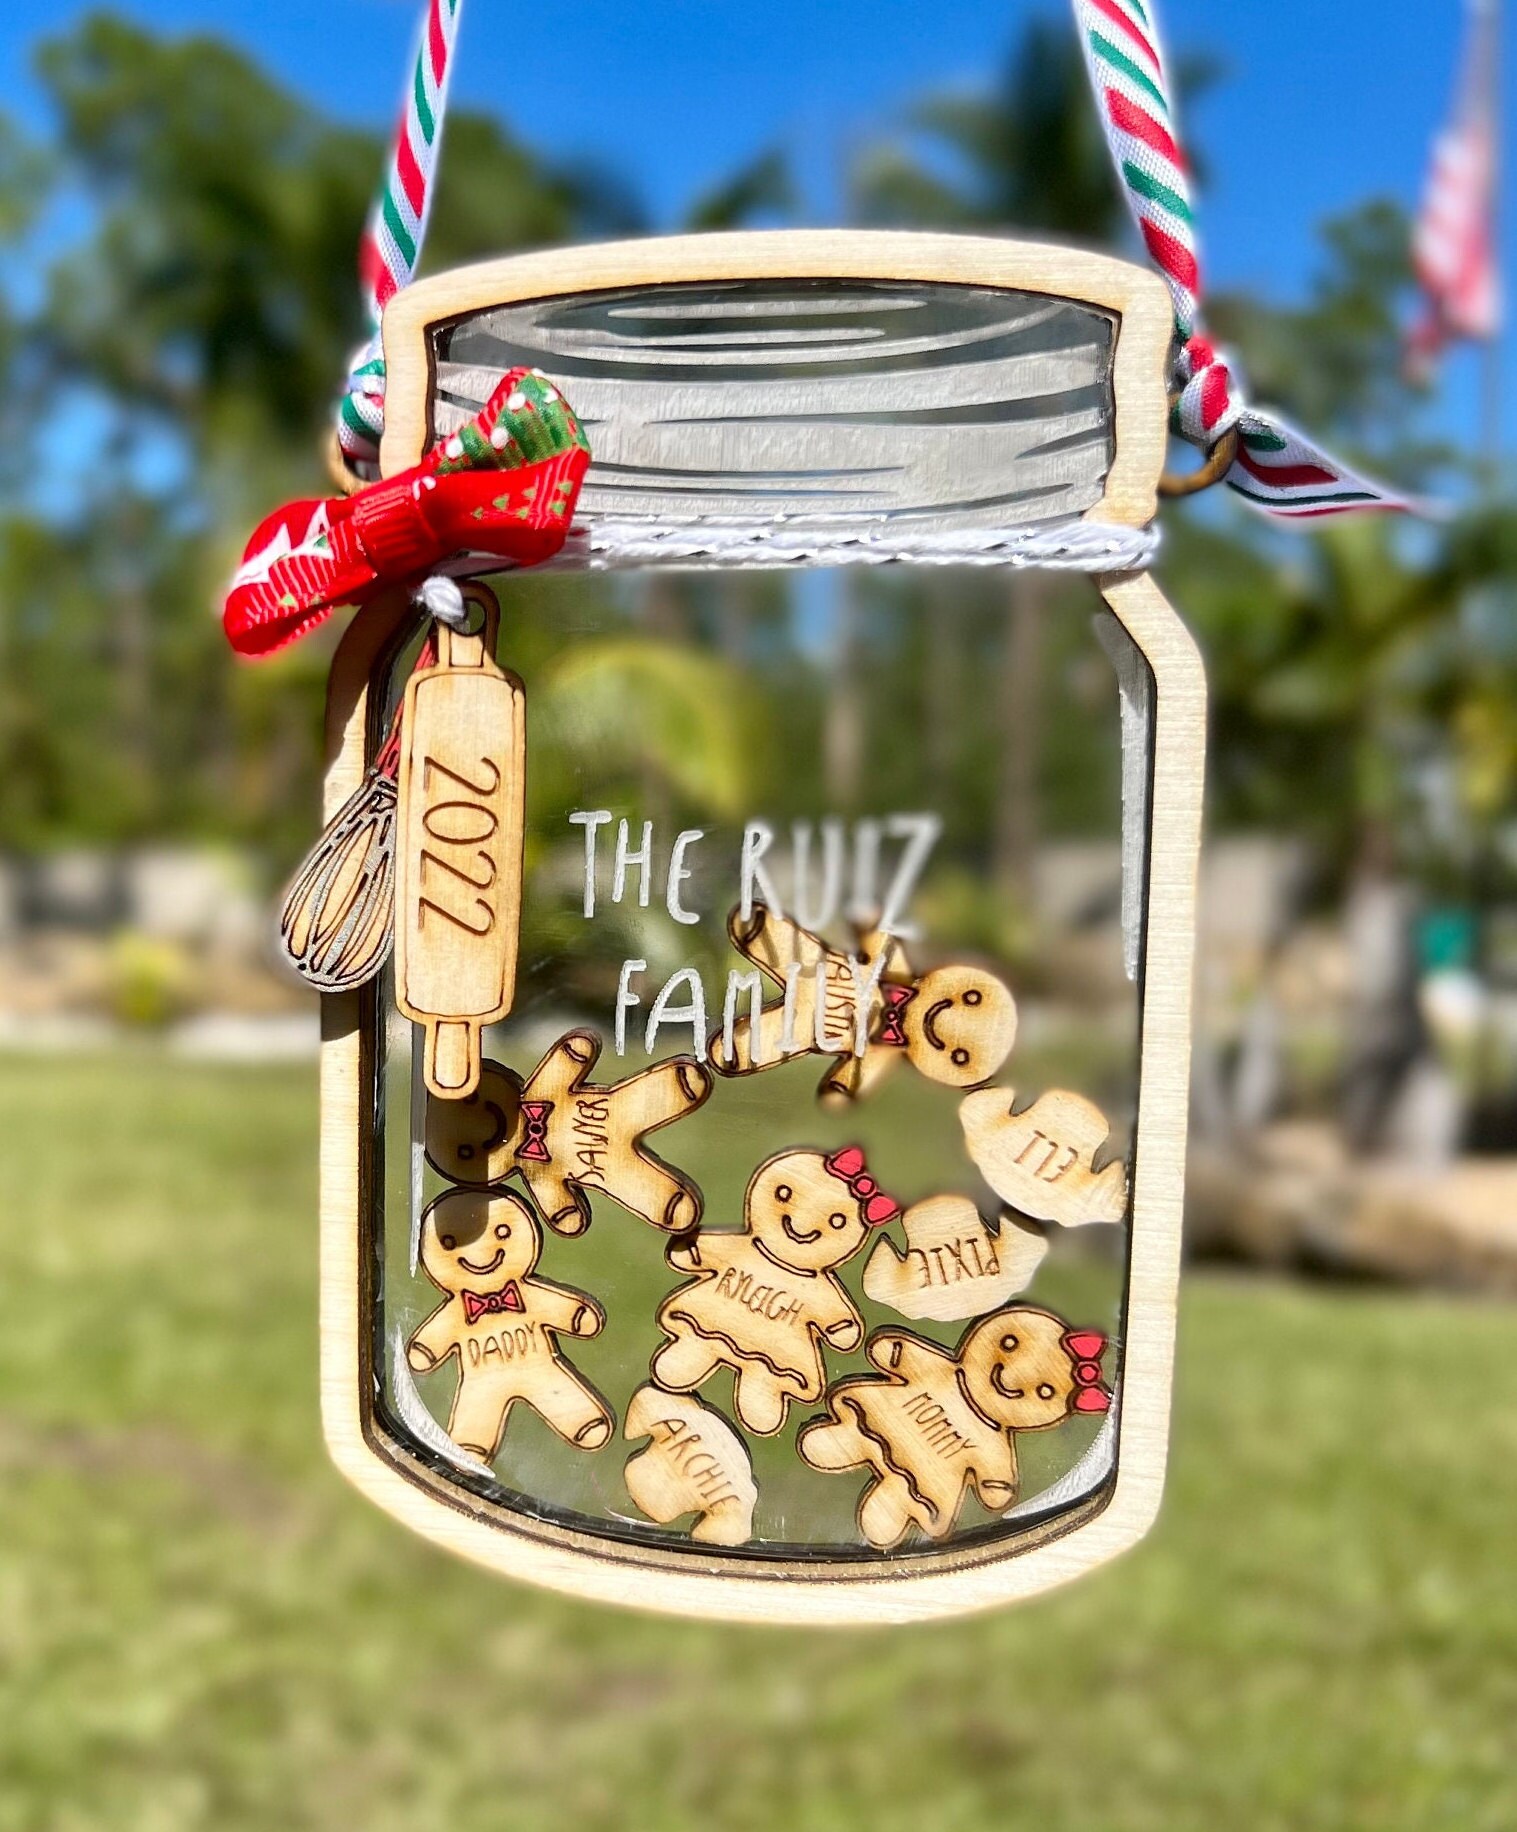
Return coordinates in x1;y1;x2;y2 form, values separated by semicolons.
223;369;590;657
463;1282;525;1325
876;984;916;1048
823;1146;901;1226
516;1101;554;1164
1061;1330;1112;1414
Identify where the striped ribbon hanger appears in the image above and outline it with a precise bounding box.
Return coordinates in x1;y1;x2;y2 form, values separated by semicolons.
337;0;463;476
335;0;1407;519
1071;0;1408;516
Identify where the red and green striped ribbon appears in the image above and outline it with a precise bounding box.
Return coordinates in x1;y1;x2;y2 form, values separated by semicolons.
1071;0;1408;516
338;0;464;474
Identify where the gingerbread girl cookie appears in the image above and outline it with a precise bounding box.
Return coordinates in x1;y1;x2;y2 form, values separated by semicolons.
709;905;1017;1105
650;1145;898;1435
406;1187;613;1461
426;1029;712;1235
798;1308;1110;1549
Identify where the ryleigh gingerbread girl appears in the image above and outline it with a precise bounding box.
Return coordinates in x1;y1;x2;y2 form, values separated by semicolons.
709;905;1018;1105
426;1029;712;1235
798;1308;1110;1548
650;1145;899;1435
406;1187;613;1461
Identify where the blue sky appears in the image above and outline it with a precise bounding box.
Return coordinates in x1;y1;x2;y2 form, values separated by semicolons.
1;0;1511;456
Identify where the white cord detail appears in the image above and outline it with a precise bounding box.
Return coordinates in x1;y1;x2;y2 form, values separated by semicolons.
536;517;1160;574
414;573;469;626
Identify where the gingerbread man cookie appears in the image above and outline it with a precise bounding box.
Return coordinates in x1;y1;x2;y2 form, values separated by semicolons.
709;905;1017;1105
650;1145;898;1436
406;1187;613;1461
623;1386;757;1546
798;1308;1110;1549
426;1029;712;1235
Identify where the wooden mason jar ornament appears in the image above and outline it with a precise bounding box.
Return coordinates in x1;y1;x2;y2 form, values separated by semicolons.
222;0;1407;1626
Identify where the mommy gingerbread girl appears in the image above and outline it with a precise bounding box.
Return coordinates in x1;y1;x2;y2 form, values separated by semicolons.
650;1145;898;1435
406;1187;613;1462
799;1308;1110;1548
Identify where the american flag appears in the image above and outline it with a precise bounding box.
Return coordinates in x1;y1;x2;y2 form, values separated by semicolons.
1410;0;1501;373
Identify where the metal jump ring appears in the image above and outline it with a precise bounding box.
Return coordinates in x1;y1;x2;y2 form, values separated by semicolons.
1157;399;1241;499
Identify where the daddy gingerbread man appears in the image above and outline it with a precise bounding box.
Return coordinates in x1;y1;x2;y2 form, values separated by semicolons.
427;1028;712;1235
709;905;1018;1105
799;1308;1110;1548
650;1145;898;1436
406;1187;613;1461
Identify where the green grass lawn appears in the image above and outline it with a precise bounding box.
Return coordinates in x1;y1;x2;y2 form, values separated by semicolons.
1;1054;1514;1832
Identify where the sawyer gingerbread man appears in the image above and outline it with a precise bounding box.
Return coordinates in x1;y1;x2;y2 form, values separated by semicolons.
406;1187;613;1461
798;1308;1110;1548
426;1029;712;1235
650;1145;897;1436
709;905;1018;1105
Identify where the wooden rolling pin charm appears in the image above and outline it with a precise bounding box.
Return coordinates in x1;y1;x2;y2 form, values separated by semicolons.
394;588;525;1100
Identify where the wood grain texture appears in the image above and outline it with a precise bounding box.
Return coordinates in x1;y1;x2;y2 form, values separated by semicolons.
406;1188;613;1460
798;1309;1107;1549
709;905;1018;1105
623;1386;757;1547
277;768;396;991
649;1148;882;1436
424;1033;713;1235
394;593;525;1099
380;231;1172;532
316;238;1201;1623
959;1087;1129;1227
862;1197;1048;1323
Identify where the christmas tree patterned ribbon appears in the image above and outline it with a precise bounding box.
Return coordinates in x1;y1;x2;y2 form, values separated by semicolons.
338;0;465;475
1071;0;1409;516
226;370;589;657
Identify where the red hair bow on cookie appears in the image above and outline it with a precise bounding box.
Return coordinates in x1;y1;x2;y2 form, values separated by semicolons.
1061;1329;1112;1414
823;1146;901;1226
223;369;590;657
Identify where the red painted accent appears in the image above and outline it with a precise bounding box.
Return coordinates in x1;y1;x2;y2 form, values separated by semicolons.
426;0;449;87
1087;0;1160;68
1140;218;1200;295
396;125;427;220
1237;446;1338;491
1107;88;1185;170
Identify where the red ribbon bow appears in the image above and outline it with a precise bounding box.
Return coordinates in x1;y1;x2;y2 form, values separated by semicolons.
515;1100;554;1165
462;1282;525;1325
223;369;590;657
822;1145;902;1226
876;983;916;1049
1061;1329;1111;1414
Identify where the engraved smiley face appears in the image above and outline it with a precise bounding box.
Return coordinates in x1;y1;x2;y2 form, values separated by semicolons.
748;1151;870;1274
425;1059;524;1184
959;1307;1079;1431
418;1188;539;1293
904;965;1018;1087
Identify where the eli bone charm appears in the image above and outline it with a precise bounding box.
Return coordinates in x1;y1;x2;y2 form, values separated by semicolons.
394;594;526;1100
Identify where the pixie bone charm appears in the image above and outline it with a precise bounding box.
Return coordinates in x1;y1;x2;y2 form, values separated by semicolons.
405;1188;613;1463
426;1030;713;1236
650;1146;898;1436
623;1386;757;1547
710;905;1018;1105
798;1309;1111;1549
862;1196;1049;1323
959;1088;1129;1227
